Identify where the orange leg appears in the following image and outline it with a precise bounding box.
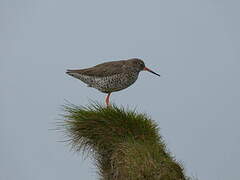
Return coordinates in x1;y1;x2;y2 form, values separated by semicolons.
105;93;111;106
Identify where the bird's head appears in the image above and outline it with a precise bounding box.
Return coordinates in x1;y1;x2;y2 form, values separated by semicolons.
128;58;160;77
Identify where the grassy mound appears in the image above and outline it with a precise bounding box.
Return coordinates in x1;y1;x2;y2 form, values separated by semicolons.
61;103;189;180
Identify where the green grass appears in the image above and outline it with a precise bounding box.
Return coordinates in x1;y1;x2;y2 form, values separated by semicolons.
60;103;190;180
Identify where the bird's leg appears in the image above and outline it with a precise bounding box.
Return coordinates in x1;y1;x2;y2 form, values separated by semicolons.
105;93;111;106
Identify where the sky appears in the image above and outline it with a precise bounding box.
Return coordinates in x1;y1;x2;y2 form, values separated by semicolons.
1;0;240;180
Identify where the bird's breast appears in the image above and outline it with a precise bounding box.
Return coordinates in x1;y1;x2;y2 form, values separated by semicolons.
94;72;139;93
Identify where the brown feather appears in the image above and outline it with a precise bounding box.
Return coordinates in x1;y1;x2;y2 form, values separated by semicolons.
67;60;129;77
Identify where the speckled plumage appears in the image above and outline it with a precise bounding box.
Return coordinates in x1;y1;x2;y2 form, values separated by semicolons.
66;58;160;105
68;71;139;93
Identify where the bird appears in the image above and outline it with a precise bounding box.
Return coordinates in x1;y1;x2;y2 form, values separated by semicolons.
66;58;160;106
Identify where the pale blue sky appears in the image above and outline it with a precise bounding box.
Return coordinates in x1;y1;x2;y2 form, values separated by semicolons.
1;0;240;180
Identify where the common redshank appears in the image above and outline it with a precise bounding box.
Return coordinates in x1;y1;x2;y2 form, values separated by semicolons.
66;58;160;106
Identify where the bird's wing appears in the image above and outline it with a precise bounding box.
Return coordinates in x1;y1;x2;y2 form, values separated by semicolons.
67;60;127;77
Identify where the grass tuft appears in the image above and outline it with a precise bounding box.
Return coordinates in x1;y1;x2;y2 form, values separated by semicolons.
60;103;190;180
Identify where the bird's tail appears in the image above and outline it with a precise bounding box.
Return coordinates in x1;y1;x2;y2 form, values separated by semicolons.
66;69;72;74
66;69;76;77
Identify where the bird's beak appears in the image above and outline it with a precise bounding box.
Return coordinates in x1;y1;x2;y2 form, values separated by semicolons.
143;67;160;77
